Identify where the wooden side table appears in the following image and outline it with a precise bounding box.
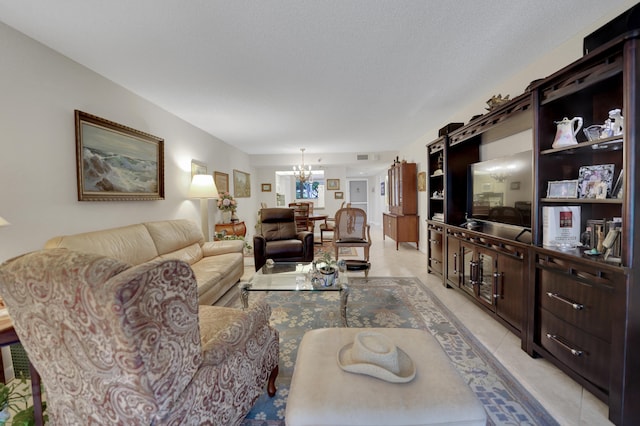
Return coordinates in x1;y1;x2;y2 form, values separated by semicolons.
214;221;247;239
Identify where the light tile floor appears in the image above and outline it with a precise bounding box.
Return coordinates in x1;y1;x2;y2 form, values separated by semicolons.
241;226;612;426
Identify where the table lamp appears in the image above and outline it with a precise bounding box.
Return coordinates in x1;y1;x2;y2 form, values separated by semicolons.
189;175;218;241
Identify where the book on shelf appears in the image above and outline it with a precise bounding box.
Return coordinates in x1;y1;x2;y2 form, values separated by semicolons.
543;206;581;248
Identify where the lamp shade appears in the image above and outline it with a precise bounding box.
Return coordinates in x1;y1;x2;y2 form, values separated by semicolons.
189;174;219;199
0;216;9;227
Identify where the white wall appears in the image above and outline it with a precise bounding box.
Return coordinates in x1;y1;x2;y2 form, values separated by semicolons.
0;22;257;262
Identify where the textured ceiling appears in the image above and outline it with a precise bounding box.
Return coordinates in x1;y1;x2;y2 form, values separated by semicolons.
0;0;630;164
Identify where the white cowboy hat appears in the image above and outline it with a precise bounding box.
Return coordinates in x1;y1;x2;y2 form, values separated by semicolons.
337;331;416;383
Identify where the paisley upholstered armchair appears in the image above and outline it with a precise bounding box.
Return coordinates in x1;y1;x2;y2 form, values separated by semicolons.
0;249;279;425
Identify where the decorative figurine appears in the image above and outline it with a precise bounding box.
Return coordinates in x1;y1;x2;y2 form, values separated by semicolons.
608;108;624;136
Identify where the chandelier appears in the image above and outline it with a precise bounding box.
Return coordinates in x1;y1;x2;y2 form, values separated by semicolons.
293;148;313;183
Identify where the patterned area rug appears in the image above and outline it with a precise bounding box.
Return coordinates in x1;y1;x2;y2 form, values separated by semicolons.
313;241;358;257
240;277;558;426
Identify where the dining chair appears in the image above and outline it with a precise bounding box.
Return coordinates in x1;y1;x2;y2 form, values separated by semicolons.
333;207;372;261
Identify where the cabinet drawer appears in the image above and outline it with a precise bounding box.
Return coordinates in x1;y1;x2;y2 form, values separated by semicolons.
539;269;612;342
540;310;610;391
428;231;443;262
429;257;443;273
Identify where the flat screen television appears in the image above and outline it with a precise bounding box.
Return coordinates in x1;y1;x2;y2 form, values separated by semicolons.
468;150;532;228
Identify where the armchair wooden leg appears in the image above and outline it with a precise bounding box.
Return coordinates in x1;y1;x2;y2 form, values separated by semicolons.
267;365;279;397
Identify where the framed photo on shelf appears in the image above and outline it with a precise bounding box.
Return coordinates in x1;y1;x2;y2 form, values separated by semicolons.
577;164;615;198
611;169;624;199
546;179;578;199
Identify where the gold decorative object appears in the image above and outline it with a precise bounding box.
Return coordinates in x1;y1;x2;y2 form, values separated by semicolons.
486;94;510;111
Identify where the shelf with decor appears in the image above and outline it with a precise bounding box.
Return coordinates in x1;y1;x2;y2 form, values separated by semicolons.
528;30;640;424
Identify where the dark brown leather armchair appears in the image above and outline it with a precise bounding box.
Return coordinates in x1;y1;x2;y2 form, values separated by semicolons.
253;208;314;271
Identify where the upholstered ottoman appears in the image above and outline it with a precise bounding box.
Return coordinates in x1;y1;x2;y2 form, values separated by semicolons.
285;328;486;426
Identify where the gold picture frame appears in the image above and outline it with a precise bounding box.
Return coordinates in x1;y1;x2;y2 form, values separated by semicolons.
214;171;229;193
417;172;426;192
75;110;164;201
191;160;207;178
327;179;340;190
233;169;251;198
261;183;272;192
335;191;344;199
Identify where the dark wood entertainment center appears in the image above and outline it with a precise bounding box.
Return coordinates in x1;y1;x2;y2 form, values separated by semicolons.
426;31;640;425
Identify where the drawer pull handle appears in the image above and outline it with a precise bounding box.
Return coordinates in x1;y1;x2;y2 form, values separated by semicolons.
546;333;584;357
453;253;457;274
546;292;584;310
428;239;440;244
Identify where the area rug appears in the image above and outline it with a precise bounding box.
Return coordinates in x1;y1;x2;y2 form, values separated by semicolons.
313;241;358;257
240;277;559;426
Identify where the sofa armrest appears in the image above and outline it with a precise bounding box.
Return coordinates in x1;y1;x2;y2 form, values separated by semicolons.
298;231;314;262
253;235;267;271
200;301;273;366
202;240;244;257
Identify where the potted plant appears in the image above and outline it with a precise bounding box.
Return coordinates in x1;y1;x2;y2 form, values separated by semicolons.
216;192;237;224
313;250;343;287
0;372;46;425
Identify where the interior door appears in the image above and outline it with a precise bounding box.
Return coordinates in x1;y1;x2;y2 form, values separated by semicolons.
349;180;368;215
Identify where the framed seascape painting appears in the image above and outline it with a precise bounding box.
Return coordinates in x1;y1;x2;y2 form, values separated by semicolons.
75;110;164;201
233;169;251;198
214;171;229;193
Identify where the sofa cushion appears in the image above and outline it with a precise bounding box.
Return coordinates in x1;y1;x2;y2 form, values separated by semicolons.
44;224;158;266
202;240;245;256
158;242;204;265
189;253;243;300
144;219;204;256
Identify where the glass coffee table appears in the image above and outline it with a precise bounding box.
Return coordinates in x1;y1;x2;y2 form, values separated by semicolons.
239;262;350;326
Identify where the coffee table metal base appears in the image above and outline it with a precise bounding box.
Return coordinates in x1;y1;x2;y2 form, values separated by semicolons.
239;282;350;327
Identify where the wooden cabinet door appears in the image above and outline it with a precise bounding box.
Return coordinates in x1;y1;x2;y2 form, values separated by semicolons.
476;248;496;312
495;254;523;330
428;229;443;274
446;236;460;287
460;242;476;296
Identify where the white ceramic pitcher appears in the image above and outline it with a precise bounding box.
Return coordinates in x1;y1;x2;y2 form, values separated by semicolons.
552;117;583;148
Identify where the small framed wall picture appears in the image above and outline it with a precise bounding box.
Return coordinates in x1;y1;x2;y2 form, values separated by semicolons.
191;160;207;178
327;179;340;190
334;191;344;199
547;179;579;199
261;183;272;192
214;171;229;193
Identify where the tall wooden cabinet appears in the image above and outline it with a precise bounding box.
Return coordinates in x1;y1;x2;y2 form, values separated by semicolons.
383;161;419;250
527;32;640;425
428;30;640;424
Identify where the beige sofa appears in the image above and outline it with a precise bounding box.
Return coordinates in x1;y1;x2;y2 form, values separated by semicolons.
44;219;244;305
